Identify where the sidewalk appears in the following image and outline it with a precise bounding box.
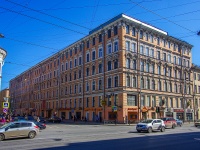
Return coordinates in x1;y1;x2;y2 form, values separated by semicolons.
60;119;136;126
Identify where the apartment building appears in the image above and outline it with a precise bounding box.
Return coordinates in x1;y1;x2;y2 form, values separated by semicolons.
193;65;200;120
9;14;194;123
0;88;9;114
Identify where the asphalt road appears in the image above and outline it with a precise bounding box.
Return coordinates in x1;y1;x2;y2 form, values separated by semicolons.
0;123;200;150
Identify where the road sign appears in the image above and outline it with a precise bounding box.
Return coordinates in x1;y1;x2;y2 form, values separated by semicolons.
3;102;9;108
3;108;8;113
112;106;117;112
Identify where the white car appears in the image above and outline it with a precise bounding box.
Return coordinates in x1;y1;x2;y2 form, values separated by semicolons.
136;119;165;133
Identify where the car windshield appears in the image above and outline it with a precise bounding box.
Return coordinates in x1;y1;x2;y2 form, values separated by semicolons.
141;120;153;123
160;118;167;121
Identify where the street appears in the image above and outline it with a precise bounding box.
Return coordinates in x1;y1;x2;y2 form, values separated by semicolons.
0;123;200;150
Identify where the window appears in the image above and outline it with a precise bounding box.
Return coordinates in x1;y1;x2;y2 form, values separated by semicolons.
126;41;130;51
163;67;167;76
99;79;102;90
126;25;130;34
93;37;95;45
114;76;118;87
146;47;149;56
168;41;171;49
92;81;95;90
158;66;161;75
126;58;130;69
152;96;156;107
92;66;95;75
127;76;130;87
108;29;111;38
79;56;82;65
107;96;111;106
158;80;161;91
168;54;171;63
98;48;103;58
133;60;136;70
107;44;112;54
74;58;77;67
174;84;177;93
141;96;144;106
157;51;160;60
79;70;82;78
150;49;154;58
173;56;176;64
70;60;72;68
99;64;102;73
114;94;118;106
131;43;136;52
164;82;167;91
108;61;112;71
141;77;144;89
70;49;72;56
146;33;149;41
146;78;150;89
92;97;95;107
176;98;179;108
114;41;118;52
66;52;68;59
151;64;155;73
86;53;90;62
133;77;136;87
114;26;118;35
74;47;77;54
178;57;182;65
108;78;112;88
140;30;143;39
74;71;76;80
86;98;89;107
146;63;150;72
152;79;155;90
140;61;144;72
146;96;150;106
157;37;160;45
114;59;118;69
127;95;137;106
86;68;89;76
66;62;68;70
92;50;96;60
163;53;166;61
99;34;102;43
140;45;144;54
132;27;136;36
86;82;89;91
168;68;172;77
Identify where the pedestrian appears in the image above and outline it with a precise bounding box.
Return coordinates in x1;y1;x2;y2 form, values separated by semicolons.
37;116;40;122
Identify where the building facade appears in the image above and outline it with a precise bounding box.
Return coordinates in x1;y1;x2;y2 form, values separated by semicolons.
10;14;194;123
0;88;9;114
193;65;200;120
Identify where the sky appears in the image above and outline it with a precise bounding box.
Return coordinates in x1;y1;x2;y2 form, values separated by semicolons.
0;0;200;90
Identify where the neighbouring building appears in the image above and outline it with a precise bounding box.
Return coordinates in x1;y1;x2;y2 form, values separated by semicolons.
0;88;9;114
9;14;195;123
192;65;200;120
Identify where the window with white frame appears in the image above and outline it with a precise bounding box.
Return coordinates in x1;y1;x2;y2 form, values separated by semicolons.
141;77;144;89
146;96;150;106
146;63;150;72
98;48;103;58
140;45;144;54
114;41;118;52
140;60;144;72
108;77;112;88
127;95;137;106
107;44;112;54
133;77;136;87
127;76;130;87
126;41;130;51
146;47;149;56
131;43;136;52
152;96;156;107
158;65;161;75
74;58;77;67
150;49;154;58
141;96;145;106
168;54;171;63
92;50;96;60
86;53;90;62
126;58;130;69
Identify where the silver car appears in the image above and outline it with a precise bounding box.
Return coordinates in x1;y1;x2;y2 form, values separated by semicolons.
0;121;39;141
136;119;165;133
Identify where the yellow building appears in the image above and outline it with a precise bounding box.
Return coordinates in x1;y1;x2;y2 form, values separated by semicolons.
9;14;193;123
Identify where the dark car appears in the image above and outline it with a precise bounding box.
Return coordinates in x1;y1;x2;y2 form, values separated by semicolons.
39;117;46;123
34;121;46;130
48;116;61;123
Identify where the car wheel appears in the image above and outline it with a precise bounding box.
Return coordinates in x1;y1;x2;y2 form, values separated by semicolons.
0;134;5;141
28;131;36;139
161;127;165;132
137;130;141;133
180;124;182;127
172;124;175;129
195;125;197;127
147;127;152;133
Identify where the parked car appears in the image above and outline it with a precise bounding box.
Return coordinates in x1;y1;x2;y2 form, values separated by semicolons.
160;117;177;129
38;117;46;123
13;116;26;121
175;119;183;127
194;120;200;127
0;121;39;141
33;121;46;130
48;116;62;123
136;119;165;133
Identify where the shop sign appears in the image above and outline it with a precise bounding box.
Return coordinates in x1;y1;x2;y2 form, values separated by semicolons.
174;109;184;112
186;109;193;113
128;108;138;112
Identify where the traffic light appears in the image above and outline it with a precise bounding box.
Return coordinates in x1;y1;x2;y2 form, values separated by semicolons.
156;107;160;113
